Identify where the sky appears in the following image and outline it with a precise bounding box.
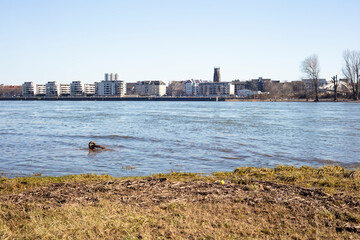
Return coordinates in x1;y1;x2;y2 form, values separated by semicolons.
1;0;359;85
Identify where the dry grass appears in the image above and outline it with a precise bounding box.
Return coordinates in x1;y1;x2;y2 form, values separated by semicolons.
0;166;359;239
216;165;360;194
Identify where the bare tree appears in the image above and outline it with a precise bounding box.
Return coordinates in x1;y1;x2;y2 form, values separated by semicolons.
0;85;22;97
331;75;338;101
301;55;320;102
301;81;309;101
342;50;360;100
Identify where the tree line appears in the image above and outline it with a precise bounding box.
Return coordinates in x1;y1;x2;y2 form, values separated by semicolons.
301;50;360;101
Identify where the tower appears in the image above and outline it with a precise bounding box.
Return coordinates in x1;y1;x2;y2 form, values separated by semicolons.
105;73;119;81
213;67;221;83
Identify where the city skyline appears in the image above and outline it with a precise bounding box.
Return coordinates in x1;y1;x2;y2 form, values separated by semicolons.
1;0;359;85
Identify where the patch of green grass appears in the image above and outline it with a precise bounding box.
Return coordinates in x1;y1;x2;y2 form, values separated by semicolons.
230;165;360;194
0;174;116;194
1;166;359;196
151;171;201;182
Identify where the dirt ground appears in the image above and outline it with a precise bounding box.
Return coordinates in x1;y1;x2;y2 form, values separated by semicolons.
1;177;359;237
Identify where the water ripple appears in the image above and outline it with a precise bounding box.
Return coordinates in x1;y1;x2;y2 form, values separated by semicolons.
0;101;359;177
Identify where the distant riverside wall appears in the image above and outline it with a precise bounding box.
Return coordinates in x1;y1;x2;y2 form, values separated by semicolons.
0;96;236;101
3;96;355;102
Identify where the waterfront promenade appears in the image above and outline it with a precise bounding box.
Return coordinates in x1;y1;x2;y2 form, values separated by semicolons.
0;96;358;102
0;96;235;101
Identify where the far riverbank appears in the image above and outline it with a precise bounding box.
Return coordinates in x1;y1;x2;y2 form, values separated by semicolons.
0;96;359;102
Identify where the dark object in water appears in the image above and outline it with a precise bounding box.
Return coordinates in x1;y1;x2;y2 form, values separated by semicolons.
88;141;106;150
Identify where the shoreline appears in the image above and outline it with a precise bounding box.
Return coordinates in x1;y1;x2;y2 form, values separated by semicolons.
1;165;359;239
0;96;359;102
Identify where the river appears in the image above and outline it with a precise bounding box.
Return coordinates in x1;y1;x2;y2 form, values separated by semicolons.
0;101;359;177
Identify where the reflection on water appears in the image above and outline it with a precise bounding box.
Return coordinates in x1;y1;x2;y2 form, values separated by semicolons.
86;148;115;156
0;101;359;177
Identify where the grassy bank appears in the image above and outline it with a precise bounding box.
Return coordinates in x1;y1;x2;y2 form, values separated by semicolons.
0;166;359;239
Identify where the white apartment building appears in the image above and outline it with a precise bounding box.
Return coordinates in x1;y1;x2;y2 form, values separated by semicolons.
36;84;46;96
198;82;234;96
97;80;126;96
135;81;166;96
46;81;60;96
60;84;71;96
70;81;83;96
184;79;203;96
98;81;114;95
96;73;126;96
84;83;95;96
22;82;36;96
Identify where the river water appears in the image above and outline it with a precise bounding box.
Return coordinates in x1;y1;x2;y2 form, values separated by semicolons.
0;101;359;177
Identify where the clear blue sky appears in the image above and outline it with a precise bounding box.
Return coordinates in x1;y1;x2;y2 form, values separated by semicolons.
1;0;359;85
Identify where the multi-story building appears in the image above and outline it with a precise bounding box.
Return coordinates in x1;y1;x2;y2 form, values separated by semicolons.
22;82;36;96
95;82;99;95
232;78;280;94
126;83;136;95
196;68;234;96
97;73;126;96
114;81;126;96
70;81;83;96
249;77;274;91
184;79;203;96
59;84;71;96
135;81;166;96
167;81;186;96
198;82;234;96
231;80;247;95
84;83;95;96
36;84;46;96
97;80;126;96
45;81;60;96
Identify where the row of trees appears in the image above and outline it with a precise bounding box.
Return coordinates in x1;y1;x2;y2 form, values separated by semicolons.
262;81;307;99
301;49;360;101
0;85;21;97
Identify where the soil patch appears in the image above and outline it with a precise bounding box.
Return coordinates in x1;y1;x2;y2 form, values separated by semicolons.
1;177;359;235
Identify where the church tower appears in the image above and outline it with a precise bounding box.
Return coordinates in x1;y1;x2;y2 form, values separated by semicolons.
213;67;221;83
